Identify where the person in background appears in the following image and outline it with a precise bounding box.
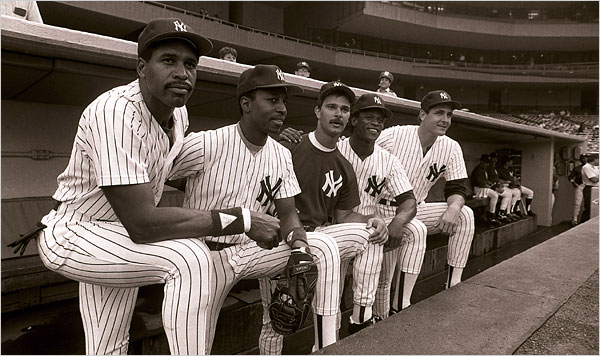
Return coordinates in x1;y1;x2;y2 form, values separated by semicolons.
376;71;397;97
580;153;599;223
218;46;237;62
295;61;311;78
568;154;587;226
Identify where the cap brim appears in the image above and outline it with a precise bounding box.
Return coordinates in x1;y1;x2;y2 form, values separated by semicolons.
320;86;356;103
352;105;393;119
144;32;213;57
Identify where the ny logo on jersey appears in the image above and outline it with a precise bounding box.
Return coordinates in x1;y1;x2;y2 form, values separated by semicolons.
173;20;188;32
256;176;283;206
276;68;285;81
364;175;386;197
322;170;343;198
373;96;382;105
440;91;450;100
426;163;447;182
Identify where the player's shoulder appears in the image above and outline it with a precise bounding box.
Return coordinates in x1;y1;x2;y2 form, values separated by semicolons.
382;124;417;136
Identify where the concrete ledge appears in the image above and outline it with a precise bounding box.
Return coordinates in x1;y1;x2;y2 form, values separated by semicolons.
315;217;598;355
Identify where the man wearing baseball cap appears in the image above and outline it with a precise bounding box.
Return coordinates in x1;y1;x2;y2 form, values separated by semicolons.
27;18;283;355
336;93;421;327
377;71;397;97
171;64;343;353
295;61;311;78
376;90;475;314
260;82;389;352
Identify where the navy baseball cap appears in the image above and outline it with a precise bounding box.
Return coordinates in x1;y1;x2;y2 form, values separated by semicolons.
421;90;461;112
237;65;303;99
317;81;355;106
352;93;392;119
138;18;213;57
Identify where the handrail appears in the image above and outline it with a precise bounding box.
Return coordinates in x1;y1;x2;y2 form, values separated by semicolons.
142;1;598;77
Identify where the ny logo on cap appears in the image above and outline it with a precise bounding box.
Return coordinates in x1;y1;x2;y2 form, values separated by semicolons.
276;68;285;81
174;20;188;32
440;92;450;100
383;71;390;76
333;82;342;87
374;96;382;105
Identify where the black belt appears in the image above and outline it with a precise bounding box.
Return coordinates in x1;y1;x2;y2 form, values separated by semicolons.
205;241;236;251
378;198;399;207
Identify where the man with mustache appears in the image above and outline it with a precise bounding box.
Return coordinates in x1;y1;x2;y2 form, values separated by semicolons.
376;90;475;312
260;81;389;353
27;18;280;355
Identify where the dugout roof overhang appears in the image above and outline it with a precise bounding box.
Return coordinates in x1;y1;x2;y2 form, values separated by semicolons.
1;16;586;147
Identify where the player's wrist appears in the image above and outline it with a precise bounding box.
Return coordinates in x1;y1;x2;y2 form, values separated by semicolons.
285;226;308;249
209;207;251;236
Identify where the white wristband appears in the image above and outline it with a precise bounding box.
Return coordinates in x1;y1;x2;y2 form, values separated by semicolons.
242;208;251;233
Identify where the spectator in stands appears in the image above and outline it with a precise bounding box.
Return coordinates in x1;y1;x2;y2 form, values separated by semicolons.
295;61;311;78
1;1;43;23
497;155;535;216
218;46;237;62
377;71;397;97
569;154;588;226
551;166;559;222
470;154;500;225
580;153;599;223
488;152;519;221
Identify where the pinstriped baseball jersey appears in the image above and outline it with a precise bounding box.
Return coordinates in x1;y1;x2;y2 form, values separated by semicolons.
52;79;189;220
337;138;413;216
170;123;300;244
376;125;467;204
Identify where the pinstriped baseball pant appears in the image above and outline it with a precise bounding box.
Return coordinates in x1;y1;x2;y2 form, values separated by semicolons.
37;208;212;355
258;222;373;354
373;217;427;319
205;231;339;354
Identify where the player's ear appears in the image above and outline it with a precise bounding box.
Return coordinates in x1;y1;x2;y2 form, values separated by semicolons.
350;115;357;127
418;109;425;122
240;96;251;113
137;58;147;79
314;106;321;120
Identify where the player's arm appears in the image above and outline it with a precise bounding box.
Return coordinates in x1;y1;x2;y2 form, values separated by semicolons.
274;197;309;250
437;178;468;235
334;209;388;244
102;183;281;246
582;165;599;183
385;191;417;250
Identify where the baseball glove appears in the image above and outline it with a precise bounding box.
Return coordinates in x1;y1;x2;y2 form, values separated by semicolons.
268;247;318;335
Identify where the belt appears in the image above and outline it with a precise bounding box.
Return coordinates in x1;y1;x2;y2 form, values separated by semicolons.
205;241;236;251
378;198;399;207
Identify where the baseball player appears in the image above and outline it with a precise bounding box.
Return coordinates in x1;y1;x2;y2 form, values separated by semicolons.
488;152;521;222
17;19;280;355
170;65;344;354
497;155;535;216
581;153;599;223
376;71;397;97
337;93;425;321
471;154;501;225
376;90;475;303
261;81;389;352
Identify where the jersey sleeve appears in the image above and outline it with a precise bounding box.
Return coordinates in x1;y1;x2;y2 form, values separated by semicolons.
376;127;396;153
386;156;414;197
275;148;302;199
445;141;468;181
169;131;206;180
82;96;150;187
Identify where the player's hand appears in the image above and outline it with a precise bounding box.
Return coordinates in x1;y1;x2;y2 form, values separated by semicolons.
437;205;460;235
383;217;404;252
366;216;388;245
247;211;281;249
278;127;304;143
571;181;579;188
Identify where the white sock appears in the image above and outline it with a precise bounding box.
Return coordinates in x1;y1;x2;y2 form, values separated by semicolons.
314;314;337;349
402;273;418;309
352;304;372;323
448;266;464;288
